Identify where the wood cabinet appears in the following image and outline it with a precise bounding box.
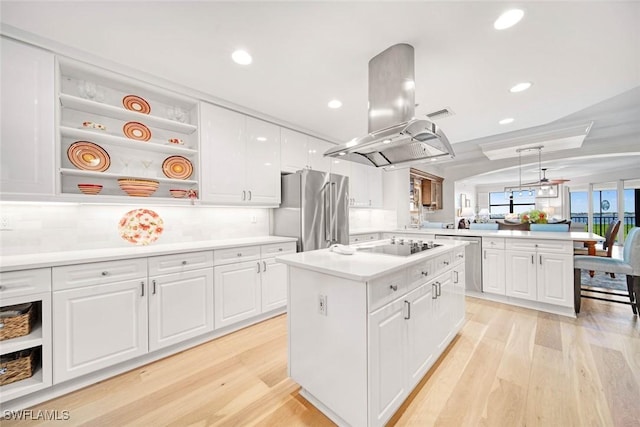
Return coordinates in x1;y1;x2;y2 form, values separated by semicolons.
57;58;199;202
420;177;443;210
281;128;332;173
0;37;55;199
200;102;281;206
0;269;53;402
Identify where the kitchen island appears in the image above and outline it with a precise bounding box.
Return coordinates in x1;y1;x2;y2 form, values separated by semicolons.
277;240;467;427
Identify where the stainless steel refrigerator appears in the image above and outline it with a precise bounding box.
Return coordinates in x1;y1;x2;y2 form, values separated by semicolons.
273;169;349;252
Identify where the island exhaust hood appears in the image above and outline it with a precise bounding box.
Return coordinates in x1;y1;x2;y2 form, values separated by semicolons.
324;43;455;168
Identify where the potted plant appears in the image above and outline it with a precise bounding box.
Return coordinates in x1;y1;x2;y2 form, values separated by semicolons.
520;209;548;224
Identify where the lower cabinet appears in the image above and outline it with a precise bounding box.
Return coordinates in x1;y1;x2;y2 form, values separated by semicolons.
261;257;288;312
482;248;505;295
52;278;148;383
505;250;537;301
214;260;262;329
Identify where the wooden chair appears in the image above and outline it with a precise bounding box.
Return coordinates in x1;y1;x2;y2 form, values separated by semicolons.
574;227;640;315
574;220;621;277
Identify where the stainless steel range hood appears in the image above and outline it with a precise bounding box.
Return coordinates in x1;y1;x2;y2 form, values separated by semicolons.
325;43;455;168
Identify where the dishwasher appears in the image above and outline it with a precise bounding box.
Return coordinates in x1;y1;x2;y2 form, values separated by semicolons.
434;235;482;293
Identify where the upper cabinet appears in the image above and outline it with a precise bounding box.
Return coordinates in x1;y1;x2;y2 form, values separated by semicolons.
200;102;281;206
348;163;384;208
0;38;55;199
280;128;332;173
56;57;199;202
410;168;444;211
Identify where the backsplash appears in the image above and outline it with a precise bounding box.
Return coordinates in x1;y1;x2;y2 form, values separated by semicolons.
0;203;269;255
349;209;397;231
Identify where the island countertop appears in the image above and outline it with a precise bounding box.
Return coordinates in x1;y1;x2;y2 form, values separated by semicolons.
276;240;467;282
385;228;604;241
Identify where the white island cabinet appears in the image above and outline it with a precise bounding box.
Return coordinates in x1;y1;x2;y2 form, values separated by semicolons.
278;241;466;427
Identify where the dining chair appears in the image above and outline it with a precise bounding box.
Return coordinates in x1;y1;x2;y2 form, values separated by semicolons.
574;220;621;277
530;223;570;232
469;223;499;230
573;227;640;315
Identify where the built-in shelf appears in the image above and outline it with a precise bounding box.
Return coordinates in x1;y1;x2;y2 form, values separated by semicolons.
60;168;198;185
60;94;197;135
0;324;43;355
0;364;45;402
60;127;198;155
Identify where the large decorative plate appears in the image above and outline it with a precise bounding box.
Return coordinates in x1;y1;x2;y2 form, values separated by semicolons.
122;95;151;114
118;208;164;245
162;156;193;179
67;141;110;172
123;121;152;141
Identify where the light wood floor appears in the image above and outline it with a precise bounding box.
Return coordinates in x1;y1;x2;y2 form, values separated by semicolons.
5;297;640;427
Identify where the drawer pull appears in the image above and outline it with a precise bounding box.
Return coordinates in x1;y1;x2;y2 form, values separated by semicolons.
182;260;187;265
421;271;429;276
404;300;411;320
443;261;449;265
389;284;398;291
454;271;459;283
152;280;157;295
278;248;283;251
237;253;242;257
257;262;261;273
101;271;109;276
457;254;464;258
436;281;442;297
263;261;267;272
141;281;145;297
432;283;437;299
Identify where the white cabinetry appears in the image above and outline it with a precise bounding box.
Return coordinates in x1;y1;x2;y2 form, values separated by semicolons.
482;237;506;295
213;242;294;329
349;233;381;244
349;163;384;208
0;38;55;199
505;239;573;307
57;58;199;202
0;269;52;403
147;252;214;351
52;259;148;383
200;102;281;206
281;128;332;173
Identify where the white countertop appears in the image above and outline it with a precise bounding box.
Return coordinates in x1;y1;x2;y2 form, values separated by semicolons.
0;236;297;272
276;240;467;282
388;228;604;241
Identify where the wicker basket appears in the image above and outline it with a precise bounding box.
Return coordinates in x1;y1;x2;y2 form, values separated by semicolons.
0;303;34;341
0;349;36;386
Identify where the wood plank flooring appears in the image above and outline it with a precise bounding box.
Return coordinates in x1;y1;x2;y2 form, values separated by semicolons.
5;296;640;426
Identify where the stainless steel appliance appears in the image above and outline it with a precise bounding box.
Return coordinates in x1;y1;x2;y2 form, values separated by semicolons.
272;169;349;252
357;238;442;257
435;235;482;293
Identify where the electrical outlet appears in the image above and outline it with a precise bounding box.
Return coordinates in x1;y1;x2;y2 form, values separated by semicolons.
0;215;12;231
318;294;327;316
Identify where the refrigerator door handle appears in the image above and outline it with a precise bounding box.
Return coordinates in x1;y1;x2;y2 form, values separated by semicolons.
324;183;332;243
331;182;338;243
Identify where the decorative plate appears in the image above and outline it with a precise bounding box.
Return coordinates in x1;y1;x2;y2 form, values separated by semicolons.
122;95;151;114
162;156;193;179
118;208;164;245
67;141;111;172
123;121;152;141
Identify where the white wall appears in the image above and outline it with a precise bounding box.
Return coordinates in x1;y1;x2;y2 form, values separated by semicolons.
0;202;270;255
349;208;397;231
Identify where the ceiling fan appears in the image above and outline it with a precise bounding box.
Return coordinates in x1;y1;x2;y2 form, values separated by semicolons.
520;146;571;186
539;168;571;185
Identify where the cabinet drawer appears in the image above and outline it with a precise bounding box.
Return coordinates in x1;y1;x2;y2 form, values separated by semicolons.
53;258;147;291
261;242;296;258
0;268;51;298
148;251;214;276
506;239;573;254
433;252;452;273
213;245;260;266
482;237;505;249
368;269;407;312
407;260;433;292
349;233;380;244
453;247;465;263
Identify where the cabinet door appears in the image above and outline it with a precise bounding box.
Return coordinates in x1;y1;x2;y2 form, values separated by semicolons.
434;275;455;352
261;258;287;312
148;269;214;351
52;279;148;383
1;38;55;197
280;128;308;173
307;137;332;173
505;250;537;301
245;117;281;205
368;299;407;427
368;167;384;208
214;261;261;329
350;163;370;207
200;102;245;203
330;157;350;178
405;284;435;389
432;181;443;210
452;266;466;330
482;249;506;295
537;253;573;307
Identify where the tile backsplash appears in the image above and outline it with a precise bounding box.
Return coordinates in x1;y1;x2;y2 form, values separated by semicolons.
349;209;397;231
0;203;270;255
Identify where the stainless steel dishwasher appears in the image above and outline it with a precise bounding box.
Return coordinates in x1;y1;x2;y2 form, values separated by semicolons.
435;234;482;292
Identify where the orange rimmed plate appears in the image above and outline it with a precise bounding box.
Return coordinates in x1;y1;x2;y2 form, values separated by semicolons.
67;141;111;172
118;208;164;246
122;95;151;114
162;156;193;180
123;121;152;141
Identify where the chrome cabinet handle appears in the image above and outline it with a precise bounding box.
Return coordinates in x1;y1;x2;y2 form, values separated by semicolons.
101;271;109;276
457;254;464;258
237;253;242;257
484;250;487;260
454;271;459;283
278;248;283;251
263;261;267;271
444;261;449;265
152;280;157;295
540;255;542;265
436;281;442;297
242;190;246;201
182;260;187;265
421;271;429;276
390;284;398;291
531;255;534;264
248;190;252;200
257;262;261;273
432;283;437;299
140;281;145;297
404;301;411;320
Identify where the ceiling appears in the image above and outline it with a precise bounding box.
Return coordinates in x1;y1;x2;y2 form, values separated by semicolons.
2;1;639;185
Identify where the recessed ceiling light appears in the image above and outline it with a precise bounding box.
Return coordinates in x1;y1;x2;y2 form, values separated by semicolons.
338;152;346;156
328;99;342;109
256;136;267;142
510;82;532;93
232;50;252;65
499;118;514;125
430;158;438;162
382;139;392;144
494;9;524;30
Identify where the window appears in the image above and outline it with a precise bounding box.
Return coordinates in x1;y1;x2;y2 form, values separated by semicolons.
489;191;536;218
